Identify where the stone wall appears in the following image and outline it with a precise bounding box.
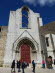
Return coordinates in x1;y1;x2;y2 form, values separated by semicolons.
0;26;8;67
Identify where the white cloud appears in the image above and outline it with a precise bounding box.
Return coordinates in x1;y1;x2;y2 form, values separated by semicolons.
38;0;55;6
38;0;47;6
22;0;37;6
22;0;55;6
23;0;35;3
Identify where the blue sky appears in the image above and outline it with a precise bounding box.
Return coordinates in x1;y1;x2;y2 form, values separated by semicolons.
0;0;55;26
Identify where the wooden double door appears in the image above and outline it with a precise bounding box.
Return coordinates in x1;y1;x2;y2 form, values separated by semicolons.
20;44;31;63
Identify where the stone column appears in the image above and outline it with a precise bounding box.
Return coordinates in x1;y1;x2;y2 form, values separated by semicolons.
40;34;48;67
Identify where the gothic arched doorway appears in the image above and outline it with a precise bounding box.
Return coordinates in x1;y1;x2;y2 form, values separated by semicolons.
15;37;37;63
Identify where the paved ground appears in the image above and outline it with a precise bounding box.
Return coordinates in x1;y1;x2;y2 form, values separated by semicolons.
0;67;55;73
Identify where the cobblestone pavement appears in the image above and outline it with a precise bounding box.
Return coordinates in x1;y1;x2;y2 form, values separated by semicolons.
0;67;55;73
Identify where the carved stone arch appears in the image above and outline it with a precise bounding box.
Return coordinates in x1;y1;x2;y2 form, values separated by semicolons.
16;37;36;51
15;37;37;63
21;6;29;12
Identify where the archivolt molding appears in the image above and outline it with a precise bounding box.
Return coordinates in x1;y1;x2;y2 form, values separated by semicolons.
13;37;39;52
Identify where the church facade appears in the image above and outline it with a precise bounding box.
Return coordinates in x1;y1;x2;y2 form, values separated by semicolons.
0;6;55;67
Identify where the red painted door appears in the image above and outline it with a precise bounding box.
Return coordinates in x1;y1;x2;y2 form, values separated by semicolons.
20;44;31;63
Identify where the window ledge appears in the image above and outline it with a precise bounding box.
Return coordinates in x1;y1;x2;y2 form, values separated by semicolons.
20;28;31;29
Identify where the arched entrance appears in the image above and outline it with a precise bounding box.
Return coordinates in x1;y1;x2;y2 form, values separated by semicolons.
15;37;37;63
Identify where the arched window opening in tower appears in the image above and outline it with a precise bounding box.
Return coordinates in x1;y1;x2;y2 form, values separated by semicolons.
22;7;29;28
